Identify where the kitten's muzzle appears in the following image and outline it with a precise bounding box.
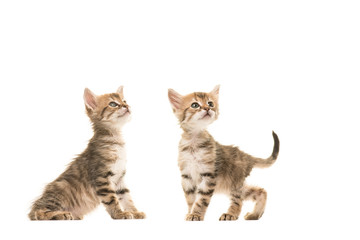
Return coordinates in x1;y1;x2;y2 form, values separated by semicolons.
201;109;213;119
119;106;131;117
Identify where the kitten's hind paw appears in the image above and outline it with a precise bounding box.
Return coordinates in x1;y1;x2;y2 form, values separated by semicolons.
244;212;261;220
30;210;74;220
219;213;238;221
185;213;203;221
132;211;146;219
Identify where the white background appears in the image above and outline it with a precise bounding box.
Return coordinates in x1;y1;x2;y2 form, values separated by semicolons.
1;0;359;239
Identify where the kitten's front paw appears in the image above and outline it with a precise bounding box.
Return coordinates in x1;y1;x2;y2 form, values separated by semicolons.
185;213;203;221
131;211;146;219
112;211;133;220
219;213;238;221
244;212;260;220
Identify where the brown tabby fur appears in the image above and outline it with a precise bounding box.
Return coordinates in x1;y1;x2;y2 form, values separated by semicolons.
168;85;280;221
28;87;145;220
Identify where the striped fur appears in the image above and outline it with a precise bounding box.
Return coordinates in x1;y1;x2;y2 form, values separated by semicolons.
168;85;280;221
28;86;145;220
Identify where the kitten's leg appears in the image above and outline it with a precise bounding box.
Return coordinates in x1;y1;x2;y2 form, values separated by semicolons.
219;190;243;221
95;172;133;219
115;179;145;219
242;185;267;220
186;173;216;221
29;187;76;221
181;174;197;213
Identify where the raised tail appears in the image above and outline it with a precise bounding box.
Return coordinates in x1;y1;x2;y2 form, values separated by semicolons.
253;131;280;168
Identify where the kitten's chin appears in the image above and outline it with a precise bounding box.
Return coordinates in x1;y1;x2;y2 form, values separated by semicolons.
118;113;131;123
119;111;130;118
108;112;131;128
201;114;212;120
199;114;215;124
183;119;214;131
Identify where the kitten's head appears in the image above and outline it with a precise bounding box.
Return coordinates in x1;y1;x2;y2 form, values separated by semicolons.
83;86;131;129
168;85;220;130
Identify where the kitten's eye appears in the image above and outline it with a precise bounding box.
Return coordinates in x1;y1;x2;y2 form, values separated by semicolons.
109;102;119;107
123;100;127;103
207;101;214;108
191;102;200;109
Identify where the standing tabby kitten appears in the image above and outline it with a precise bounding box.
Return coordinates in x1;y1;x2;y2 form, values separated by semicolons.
29;86;145;220
168;85;280;221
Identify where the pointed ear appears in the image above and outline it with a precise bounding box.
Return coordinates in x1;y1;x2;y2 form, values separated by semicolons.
83;88;97;110
210;85;220;99
168;88;183;111
117;86;124;97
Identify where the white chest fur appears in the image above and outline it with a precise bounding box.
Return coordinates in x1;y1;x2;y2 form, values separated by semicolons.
178;138;214;184
110;145;127;185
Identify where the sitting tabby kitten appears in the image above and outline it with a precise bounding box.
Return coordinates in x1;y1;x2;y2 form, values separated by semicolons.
168;85;279;221
29;87;145;220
